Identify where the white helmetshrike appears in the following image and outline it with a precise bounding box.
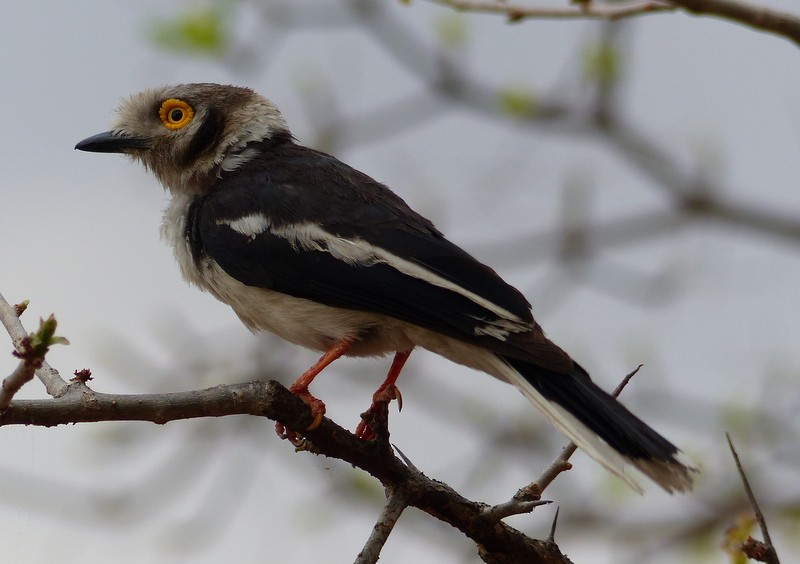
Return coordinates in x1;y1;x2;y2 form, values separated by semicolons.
76;83;695;493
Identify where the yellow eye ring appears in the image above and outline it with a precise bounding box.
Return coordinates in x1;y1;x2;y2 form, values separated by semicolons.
159;99;194;130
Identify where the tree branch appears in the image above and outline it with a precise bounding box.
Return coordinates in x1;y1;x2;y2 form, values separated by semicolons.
355;486;410;564
0;381;288;427
0;379;572;563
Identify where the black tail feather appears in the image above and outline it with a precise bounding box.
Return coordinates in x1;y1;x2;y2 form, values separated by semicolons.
504;357;679;462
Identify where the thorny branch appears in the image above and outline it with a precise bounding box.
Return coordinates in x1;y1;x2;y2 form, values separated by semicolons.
0;291;572;562
0;377;573;563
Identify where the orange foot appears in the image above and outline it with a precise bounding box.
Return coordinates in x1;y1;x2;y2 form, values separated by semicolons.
354;350;412;440
275;339;353;444
275;385;327;445
355;383;403;440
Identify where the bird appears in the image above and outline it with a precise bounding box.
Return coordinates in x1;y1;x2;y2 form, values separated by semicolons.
76;83;695;493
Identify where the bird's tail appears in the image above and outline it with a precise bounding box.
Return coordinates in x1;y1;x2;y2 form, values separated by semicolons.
500;356;695;493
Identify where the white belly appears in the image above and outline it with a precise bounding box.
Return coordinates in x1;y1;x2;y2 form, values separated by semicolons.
200;258;417;355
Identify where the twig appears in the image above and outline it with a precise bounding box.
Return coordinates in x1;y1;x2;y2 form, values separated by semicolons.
0;336;47;411
354;487;410;564
516;364;643;498
0;292;27;351
427;0;675;22
522;443;579;499
611;364;643;397
0;360;37;411
0;293;69;398
481;497;552;522
0;314;69;410
726;433;781;564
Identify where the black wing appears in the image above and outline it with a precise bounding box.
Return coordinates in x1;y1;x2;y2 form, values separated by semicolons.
192;138;562;365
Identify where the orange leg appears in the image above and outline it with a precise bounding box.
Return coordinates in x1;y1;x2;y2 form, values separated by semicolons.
276;338;353;441
355;349;412;440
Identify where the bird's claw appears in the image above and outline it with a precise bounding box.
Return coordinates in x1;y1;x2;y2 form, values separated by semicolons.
355;417;374;441
354;384;403;440
287;385;327;430
275;386;327;444
308;409;325;430
275;422;289;440
391;385;403;412
374;383;403;410
274;422;306;448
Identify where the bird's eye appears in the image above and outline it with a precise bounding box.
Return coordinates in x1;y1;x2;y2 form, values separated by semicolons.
159;98;194;130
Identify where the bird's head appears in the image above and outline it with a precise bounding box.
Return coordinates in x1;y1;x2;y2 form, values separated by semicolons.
76;83;288;194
